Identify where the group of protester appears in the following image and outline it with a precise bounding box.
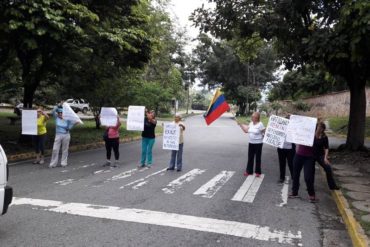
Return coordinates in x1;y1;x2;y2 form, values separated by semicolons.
32;105;185;172
238;112;339;203
32;104;337;202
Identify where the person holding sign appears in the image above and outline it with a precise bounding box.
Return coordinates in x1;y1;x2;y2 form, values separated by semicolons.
32;108;49;164
49;104;79;168
313;122;339;190
102;116;121;168
238;112;265;177
140;110;157;168
166;114;185;172
290;144;317;202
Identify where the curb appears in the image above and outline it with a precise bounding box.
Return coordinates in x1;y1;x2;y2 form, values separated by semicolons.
318;166;369;246
7;136;143;163
332;190;369;247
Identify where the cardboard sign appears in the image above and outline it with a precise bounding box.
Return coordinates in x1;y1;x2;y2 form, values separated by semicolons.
127;106;145;131
100;107;118;127
63;102;83;124
286;115;317;146
22;110;37;135
163;123;180;151
263;115;290;148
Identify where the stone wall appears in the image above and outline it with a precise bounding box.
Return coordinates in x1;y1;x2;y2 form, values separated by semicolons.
277;87;370;118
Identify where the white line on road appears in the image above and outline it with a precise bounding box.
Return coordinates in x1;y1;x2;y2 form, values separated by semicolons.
231;174;265;203
242;174;265;203
231;175;255;201
11;197;302;245
120;168;167;190
193;171;235;198
278;176;290;207
162;169;206;194
54;179;75;186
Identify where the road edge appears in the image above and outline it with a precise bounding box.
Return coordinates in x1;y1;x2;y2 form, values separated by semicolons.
7;136;143;163
332;189;369;247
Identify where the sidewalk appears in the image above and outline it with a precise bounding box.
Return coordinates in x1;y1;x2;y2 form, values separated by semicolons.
328;136;370;246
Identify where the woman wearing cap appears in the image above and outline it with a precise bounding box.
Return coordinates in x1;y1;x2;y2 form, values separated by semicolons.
49;104;78;168
167;114;185;172
140;110;157;168
33;107;49;164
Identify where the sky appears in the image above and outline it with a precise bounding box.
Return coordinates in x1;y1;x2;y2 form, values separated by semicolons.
168;0;210;51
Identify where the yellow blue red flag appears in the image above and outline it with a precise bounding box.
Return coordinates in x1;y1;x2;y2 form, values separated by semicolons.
204;89;230;125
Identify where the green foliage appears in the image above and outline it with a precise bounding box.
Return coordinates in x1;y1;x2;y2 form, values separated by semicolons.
268;65;347;101
193;34;277;114
292;100;311;112
192;0;370;149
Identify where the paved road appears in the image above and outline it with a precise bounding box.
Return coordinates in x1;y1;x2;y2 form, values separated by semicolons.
2;114;351;246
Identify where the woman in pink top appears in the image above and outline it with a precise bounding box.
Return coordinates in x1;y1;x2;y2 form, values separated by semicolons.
103;116;121;167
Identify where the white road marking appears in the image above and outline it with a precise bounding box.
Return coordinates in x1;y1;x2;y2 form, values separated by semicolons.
278;176;290;207
231;174;265;203
162;169;206;194
108;168;138;182
54;179;75;186
60;163;97;173
193;171;235;198
231;175;255;201
133;181;148;189
120;168;167;189
242;174;264;203
12;197;302;245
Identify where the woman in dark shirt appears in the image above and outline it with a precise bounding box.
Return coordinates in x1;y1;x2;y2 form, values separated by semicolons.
140;110;157;168
313;122;339;190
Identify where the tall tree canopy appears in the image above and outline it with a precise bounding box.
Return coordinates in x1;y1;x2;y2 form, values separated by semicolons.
192;0;370;150
0;0;152;108
193;33;278;114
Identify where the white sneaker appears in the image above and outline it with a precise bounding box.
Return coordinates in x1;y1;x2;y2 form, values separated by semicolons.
39;159;44;165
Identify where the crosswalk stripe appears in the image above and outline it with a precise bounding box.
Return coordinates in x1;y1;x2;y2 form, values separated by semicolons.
278;176;290;207
193;171;235;198
162;169;206;194
242;174;265;203
120;168;167;190
231;175;255;201
11;197;302;245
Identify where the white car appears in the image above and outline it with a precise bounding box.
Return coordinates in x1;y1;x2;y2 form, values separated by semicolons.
65;99;90;114
0;145;12;215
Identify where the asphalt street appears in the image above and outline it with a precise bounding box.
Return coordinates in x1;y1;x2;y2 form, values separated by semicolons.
2;114;351;247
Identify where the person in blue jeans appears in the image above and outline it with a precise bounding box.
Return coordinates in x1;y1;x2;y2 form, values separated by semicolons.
167;114;185;172
140;110;157;168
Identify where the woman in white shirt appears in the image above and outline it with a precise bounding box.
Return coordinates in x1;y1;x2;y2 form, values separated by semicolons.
238;112;265;177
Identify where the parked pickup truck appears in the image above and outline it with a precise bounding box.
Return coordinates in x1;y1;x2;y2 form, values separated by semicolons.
0;145;13;215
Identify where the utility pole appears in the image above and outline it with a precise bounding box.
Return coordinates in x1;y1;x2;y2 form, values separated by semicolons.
186;71;190;115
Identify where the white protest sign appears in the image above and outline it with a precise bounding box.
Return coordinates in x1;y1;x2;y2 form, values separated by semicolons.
163;123;180;150
263;115;290;148
100;107;118;127
127;106;145;131
62;102;83;124
21;110;37;135
286;115;317;146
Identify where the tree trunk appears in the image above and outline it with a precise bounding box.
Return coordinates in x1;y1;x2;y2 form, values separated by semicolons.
23;81;37;109
346;82;366;150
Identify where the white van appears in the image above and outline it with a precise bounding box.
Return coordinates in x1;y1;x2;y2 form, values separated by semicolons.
0;145;13;215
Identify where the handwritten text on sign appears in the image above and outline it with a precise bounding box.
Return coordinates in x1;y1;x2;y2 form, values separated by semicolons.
286;115;317;147
163;123;180;151
263;115;290;148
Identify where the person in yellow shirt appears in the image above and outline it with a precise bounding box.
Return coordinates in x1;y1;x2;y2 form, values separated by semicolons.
33;108;49;164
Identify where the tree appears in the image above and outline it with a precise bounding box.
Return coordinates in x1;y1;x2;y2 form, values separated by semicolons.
0;0;152;109
193;34;277;115
192;0;370;150
268;65;347;101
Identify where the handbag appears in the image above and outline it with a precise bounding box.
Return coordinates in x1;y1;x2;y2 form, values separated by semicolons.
103;128;109;141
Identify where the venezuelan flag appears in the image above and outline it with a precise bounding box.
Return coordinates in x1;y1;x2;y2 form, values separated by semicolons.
204;89;230;125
